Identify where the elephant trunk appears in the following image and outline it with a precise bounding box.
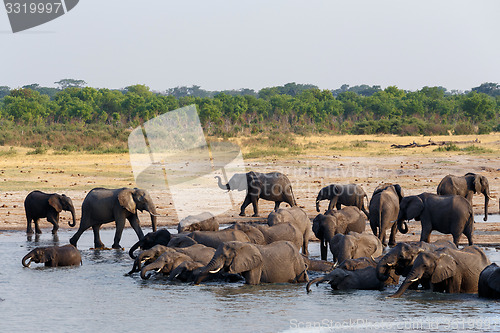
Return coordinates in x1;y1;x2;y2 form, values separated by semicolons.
396;218;408;234
68;207;76;227
483;190;490;221
376;256;394;282
129;239;143;259
195;256;224;285
316;200;321;213
22;253;33;268
306;275;328;293
389;268;423;298
140;261;165;280
215;176;230;191
146;203;158;232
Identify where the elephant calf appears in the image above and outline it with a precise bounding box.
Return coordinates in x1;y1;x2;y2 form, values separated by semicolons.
22;244;81;267
368;184;404;246
177;212;219;233
268;207;312;255
330;232;383;264
315;184;369;217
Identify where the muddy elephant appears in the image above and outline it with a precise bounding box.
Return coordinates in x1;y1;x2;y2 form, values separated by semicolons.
22;244;81;267
141;244;216;279
177;212;219;233
368;184;404;246
437;173;491;221
216;171;296;217
69;187;158;249
376;240;457;289
390;245;490;297
24;190;76;235
129;229;171;259
227;222;303;250
312;206;367;260
268;207;312;255
330;232;383;264
306;257;398;292
195;241;309;285
478;263;500;299
397;193;474;247
315;184;369;217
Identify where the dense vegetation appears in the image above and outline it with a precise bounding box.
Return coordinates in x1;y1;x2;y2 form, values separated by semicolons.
0;80;499;151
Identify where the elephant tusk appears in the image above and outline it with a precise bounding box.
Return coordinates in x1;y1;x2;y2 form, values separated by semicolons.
209;267;222;274
27;258;32;268
409;278;419;282
149;213;163;217
155;268;162;273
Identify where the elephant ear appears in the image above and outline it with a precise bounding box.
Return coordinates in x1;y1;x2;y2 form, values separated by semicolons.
472;174;481;194
229;244;262;274
431;254;457;284
118;189;137;214
406;196;424;221
43;249;55;263
48;195;63;213
335;214;347;233
246;172;261;191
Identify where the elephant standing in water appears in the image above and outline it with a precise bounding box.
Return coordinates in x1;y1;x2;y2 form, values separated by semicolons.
368;184;404;246
397;193;474;247
195;241;309;285
24;190;76;235
437;173;491;221
389;246;490;297
70;188;158;249
268;207;312;255
22;244;81;267
330;232;383;264
315;184;369;217
216;171;296;217
129;229;171;259
312;206;366;260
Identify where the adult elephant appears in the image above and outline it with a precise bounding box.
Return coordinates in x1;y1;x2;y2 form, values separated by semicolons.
312;206;366;260
129;229;171;259
268;207;312;255
478;263;500;299
368;184;404;246
69;188;158;249
22;244;81;267
376;240;457;288
184;229;251;249
315;184;369;217
330;232;383;264
127;244;169;274
216;171;296;217
437;173;491;221
24;190;76;235
389;246;490;297
228;222;303;250
195;241;309;285
397;193;474;247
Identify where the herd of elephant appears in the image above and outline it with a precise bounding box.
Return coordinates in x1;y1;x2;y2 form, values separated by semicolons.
18;170;500;299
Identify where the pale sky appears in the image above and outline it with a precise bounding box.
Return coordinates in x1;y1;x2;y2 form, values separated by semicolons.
1;0;499;92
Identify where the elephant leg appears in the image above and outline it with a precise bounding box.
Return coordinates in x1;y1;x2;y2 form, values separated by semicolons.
241;268;261;285
420;225;432;243
452;233;461;247
335;203;342;210
251;197;259;217
464;223;474;246
388;222;398;247
370;222;377;236
46;213;59;235
302;233;309;256
361;206;370;219
92;224;106;249
112;217;127;249
33;218;42;234
26;216;34;234
274;201;282;211
127;214;145;244
239;195;252;216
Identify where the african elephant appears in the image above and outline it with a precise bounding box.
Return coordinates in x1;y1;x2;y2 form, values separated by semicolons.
168;261;205;282
177;212;219;233
167;234;199;248
376;240;457;289
390;245;490;297
478;263;500;299
195;241;309;285
22;244;81;267
69;188;158;249
312;206;367;260
228;222;303;250
368;184;404;246
306;257;398;292
301;255;337;272
128;244;169;274
315;184;369;217
129;229;171;259
216;171;296;217
268;207;312;255
184;229;251;249
330;232;383;264
141;244;216;279
397;193;474;247
24;190;76;235
437;173;491;221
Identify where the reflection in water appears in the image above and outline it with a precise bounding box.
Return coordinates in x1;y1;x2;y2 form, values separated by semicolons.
2;228;500;332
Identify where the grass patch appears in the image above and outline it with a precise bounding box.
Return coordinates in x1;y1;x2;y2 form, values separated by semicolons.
433;143;461;152
26;147;47;155
0;147;17;156
351;140;368;148
433;144;492;154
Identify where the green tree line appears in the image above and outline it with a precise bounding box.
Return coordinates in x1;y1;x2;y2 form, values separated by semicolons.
0;82;499;149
